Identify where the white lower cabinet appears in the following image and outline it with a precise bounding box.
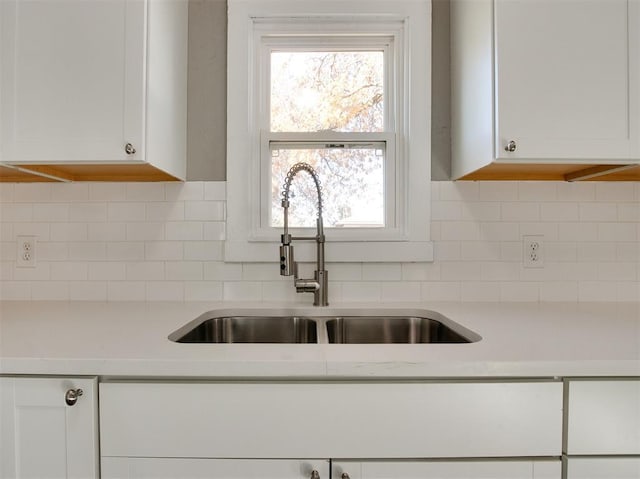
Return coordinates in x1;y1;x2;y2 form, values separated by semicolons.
565;379;640;479
100;381;562;459
333;460;561;479
566;458;640;479
0;376;99;479
101;458;330;479
99;381;563;479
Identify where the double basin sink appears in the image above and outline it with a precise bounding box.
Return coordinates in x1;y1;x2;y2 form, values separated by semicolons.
169;309;480;344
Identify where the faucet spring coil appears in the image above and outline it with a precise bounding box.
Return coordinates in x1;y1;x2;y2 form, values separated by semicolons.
281;162;323;217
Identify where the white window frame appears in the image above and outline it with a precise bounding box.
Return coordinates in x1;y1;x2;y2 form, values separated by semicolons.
226;0;433;263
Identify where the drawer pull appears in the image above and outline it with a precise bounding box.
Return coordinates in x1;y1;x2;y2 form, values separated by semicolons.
310;470;320;479
65;388;83;406
504;140;517;152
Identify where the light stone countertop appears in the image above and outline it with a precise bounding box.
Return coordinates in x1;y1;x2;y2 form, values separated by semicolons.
0;301;638;378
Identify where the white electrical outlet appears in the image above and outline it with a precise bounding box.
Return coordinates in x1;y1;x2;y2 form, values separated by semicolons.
523;235;544;268
16;235;37;268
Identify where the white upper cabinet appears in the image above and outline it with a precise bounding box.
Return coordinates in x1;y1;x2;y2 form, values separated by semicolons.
451;0;640;180
0;0;187;181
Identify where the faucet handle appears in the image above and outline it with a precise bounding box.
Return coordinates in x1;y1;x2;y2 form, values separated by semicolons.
279;244;294;276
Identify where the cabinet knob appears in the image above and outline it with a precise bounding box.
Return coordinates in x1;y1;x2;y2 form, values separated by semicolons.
310;470;320;479
504;140;517;152
341;474;351;479
65;388;83;406
125;143;137;155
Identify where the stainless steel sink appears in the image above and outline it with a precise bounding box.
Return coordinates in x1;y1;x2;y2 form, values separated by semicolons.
326;316;471;344
169;315;318;343
169;309;480;344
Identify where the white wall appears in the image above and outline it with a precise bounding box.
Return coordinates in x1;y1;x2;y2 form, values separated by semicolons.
0;180;638;302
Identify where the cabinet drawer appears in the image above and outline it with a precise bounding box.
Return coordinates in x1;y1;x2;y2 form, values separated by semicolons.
567;457;640;479
100;381;562;459
567;379;640;455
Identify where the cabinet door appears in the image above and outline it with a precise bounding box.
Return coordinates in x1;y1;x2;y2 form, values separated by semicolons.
332;460;561;479
0;0;145;164
101;458;330;479
495;0;639;161
567;379;640;455
0;377;98;479
567;457;640;479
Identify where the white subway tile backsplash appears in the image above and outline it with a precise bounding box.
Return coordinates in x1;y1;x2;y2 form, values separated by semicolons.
185;201;225;221
597;262;637;281
204;182;226;201
204;262;243;281
1;204;33;222
107;281;146;301
67;242;106;261
165;222;202;241
14;183;51;202
88;262;126;281
165;182;204;202
166;262;203;281
70;203;108;222
88;183;127;202
126;262;165;281
595;182;636;202
579;203;618;222
223;281;262;301
421;281;461;302
341;282;381;302
461;281;500;302
401;263;440;281
107;242;145;261
362;263;402;281
478;182;518;201
108;203;146;222
184;281;223;301
203;222;226;241
32;281;69;300
1;180;636;303
69;281;107;301
539;281;578;302
460;202;501;222
501;203;540;222
145;241;183;261
51;262;88;281
126;183;165;201
381;281;421;302
500;281;539;302
540;203;579;222
0;281;31;300
518;182;557;201
146;281;184;301
50;183;88;202
480;222;520;241
556;182;595;202
50;223;87;241
146;202;185;221
88;223;126;242
184;241;224;261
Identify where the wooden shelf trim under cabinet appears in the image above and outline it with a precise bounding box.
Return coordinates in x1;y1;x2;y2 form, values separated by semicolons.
0;163;182;182
459;163;640;181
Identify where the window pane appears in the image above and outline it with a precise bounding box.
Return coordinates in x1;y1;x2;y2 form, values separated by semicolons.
271;145;385;228
270;51;384;133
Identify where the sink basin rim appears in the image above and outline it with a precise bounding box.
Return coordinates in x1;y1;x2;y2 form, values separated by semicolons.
168;308;482;345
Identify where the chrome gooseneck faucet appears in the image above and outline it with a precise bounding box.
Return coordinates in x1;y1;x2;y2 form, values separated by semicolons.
279;162;328;306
